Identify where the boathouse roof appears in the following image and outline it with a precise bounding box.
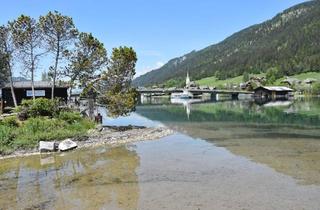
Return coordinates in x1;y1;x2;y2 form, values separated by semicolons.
2;81;69;89
255;86;293;92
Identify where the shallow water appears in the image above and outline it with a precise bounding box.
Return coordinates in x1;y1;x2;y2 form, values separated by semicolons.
1;98;320;210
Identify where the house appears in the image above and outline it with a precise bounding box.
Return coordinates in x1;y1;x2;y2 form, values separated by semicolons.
281;77;301;87
303;78;317;85
254;86;293;99
1;81;69;109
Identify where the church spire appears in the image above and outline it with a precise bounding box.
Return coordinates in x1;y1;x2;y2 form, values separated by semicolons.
186;72;190;87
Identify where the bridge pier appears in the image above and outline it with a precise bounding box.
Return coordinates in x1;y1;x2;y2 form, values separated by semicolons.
231;93;239;100
210;93;217;101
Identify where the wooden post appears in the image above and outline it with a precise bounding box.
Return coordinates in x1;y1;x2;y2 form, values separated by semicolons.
0;98;3;114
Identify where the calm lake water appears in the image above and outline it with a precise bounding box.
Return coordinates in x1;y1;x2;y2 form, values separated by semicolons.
1;97;320;210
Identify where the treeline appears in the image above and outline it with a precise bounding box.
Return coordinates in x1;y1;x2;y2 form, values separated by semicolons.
134;0;320;87
0;11;138;116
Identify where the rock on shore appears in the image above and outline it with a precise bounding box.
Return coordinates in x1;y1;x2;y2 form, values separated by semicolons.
39;141;58;152
58;139;78;151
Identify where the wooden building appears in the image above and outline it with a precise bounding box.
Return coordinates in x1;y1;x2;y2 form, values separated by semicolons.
254;86;293;99
1;81;68;110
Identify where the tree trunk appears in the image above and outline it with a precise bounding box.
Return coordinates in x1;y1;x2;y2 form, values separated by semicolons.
31;68;35;100
8;63;17;107
51;41;60;100
31;56;35;100
4;42;17;107
69;86;73;101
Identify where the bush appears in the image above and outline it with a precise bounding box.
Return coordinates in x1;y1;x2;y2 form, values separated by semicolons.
18;98;60;118
266;67;281;84
0;125;15;150
1;116;19;127
12;116;95;150
311;82;320;95
58;112;83;124
0;100;96;154
243;72;250;82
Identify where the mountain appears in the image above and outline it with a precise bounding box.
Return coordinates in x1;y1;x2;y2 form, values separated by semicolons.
133;0;320;87
12;77;29;82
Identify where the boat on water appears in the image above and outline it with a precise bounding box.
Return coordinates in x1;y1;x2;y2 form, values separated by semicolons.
170;98;203;105
171;90;193;99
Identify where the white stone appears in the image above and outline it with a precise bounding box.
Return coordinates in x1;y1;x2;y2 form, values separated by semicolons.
58;139;77;152
39;141;56;153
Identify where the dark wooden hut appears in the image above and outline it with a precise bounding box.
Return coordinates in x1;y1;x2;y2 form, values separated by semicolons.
1;81;68;110
254;86;293;99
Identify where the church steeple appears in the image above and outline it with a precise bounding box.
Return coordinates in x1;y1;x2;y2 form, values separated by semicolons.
186;72;190;87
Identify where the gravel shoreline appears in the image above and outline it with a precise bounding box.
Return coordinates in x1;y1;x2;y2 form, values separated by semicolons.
0;126;174;160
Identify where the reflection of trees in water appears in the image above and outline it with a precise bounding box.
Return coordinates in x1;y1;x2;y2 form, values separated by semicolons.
135;99;320;186
136;99;320;127
0;146;140;210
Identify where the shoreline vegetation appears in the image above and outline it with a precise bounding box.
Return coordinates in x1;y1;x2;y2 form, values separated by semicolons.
0;98;95;155
0;125;173;160
0;98;173;158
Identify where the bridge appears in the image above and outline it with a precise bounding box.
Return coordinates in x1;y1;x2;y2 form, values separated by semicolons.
137;88;253;96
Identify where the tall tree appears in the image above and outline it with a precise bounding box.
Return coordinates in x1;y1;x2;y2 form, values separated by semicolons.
65;32;107;98
39;11;78;99
99;47;138;117
41;71;51;81
0;53;8;87
0;25;17;107
10;15;43;100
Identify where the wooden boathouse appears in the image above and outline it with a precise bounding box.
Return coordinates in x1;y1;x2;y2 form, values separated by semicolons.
254;86;293;99
1;81;68;111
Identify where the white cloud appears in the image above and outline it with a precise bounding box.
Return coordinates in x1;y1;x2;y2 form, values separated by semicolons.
136;61;165;78
155;61;164;68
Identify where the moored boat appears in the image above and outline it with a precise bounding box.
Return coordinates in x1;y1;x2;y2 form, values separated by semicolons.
171;90;193;99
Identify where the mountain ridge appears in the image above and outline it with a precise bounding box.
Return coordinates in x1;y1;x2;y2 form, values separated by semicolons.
134;0;320;86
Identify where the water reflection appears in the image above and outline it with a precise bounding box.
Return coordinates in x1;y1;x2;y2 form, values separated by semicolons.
1;98;320;209
170;98;203;119
135;98;320;185
0;146;140;210
136;98;320;127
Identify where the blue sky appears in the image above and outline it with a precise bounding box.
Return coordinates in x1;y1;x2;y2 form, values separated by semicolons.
0;0;307;78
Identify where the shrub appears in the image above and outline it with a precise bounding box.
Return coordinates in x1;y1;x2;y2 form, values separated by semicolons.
311;82;320;95
13;117;95;149
0;124;16;154
0;98;96;154
18;98;60;118
266;67;280;84
58;111;83;124
1;116;19;127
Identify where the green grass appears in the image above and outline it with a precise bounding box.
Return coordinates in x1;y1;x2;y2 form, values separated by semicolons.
196;72;320;87
0;113;95;155
274;72;320;85
196;73;265;87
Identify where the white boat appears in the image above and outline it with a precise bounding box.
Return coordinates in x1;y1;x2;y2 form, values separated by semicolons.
171;90;193;99
170;98;202;105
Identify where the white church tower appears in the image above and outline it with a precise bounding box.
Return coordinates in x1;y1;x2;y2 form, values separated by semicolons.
186;72;190;87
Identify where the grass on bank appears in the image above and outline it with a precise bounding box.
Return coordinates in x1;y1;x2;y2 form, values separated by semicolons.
196;72;320;87
0;99;95;155
273;72;320;85
196;73;266;87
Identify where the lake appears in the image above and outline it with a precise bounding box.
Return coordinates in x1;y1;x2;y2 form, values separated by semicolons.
1;97;320;210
